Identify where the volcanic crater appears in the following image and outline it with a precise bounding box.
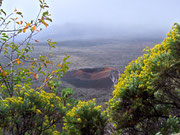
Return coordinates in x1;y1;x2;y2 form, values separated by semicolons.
63;67;118;89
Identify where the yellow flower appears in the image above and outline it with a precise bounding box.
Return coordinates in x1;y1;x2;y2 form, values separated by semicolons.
36;109;42;114
24;92;30;96
94;105;102;110
77;118;82;122
18;97;23;101
53;131;60;135
16;84;22;87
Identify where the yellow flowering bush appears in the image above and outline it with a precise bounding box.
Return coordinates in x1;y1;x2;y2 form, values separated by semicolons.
0;87;65;134
108;23;180;134
63;99;108;135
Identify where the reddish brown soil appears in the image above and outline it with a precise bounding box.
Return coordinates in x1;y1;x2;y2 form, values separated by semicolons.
63;67;118;89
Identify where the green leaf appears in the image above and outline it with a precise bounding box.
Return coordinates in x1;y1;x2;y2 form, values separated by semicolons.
38;66;42;72
1;38;7;42
45;17;52;22
43;11;48;16
0;9;6;15
16;12;23;17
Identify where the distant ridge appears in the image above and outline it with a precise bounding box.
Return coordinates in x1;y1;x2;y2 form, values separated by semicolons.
36;23;166;42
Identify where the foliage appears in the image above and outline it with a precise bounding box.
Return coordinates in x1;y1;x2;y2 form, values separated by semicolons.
60;87;78;109
0;0;71;134
107;23;180;134
157;116;180;135
63;99;108;135
0;0;70;99
0;87;65;134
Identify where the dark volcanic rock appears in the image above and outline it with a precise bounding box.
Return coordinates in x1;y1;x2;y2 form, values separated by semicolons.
63;67;118;89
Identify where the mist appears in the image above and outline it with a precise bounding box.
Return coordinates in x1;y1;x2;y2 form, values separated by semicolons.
2;0;180;41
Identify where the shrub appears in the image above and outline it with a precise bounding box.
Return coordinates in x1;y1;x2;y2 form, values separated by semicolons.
0;0;70;99
107;23;180;134
0;0;70;134
0;86;65;134
63;99;108;135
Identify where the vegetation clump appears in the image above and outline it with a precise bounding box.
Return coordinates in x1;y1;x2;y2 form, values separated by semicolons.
0;88;65;134
0;0;71;134
107;23;180;134
63;99;107;135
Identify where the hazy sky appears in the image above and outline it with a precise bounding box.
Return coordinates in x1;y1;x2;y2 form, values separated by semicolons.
2;0;180;39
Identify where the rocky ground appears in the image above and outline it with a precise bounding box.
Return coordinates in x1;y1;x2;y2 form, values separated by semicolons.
42;38;161;105
0;38;162;105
